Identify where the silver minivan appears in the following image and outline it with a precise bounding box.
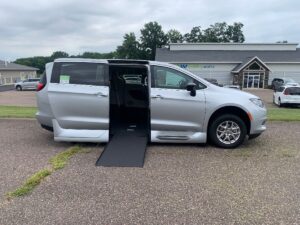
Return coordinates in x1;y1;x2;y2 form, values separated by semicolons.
15;78;40;91
36;58;267;148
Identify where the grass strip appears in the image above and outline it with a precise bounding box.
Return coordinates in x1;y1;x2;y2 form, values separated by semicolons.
6;146;83;199
0;105;36;118
7;169;52;199
49;146;83;170
267;107;300;121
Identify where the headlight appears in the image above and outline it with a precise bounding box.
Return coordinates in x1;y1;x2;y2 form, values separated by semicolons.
250;98;265;108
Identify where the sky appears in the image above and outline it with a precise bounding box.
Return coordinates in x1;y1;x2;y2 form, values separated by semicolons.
0;0;300;60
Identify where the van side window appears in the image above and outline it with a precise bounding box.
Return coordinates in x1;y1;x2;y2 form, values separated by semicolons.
51;62;108;86
151;66;205;90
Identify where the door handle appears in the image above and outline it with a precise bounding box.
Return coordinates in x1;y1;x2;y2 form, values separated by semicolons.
151;95;164;99
94;92;108;97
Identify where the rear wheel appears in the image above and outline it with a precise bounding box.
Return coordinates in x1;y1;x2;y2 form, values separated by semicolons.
16;85;22;91
209;114;247;148
278;98;282;107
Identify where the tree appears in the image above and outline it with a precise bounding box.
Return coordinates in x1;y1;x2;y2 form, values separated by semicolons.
140;21;167;60
184;22;245;43
79;51;116;59
14;56;50;73
166;29;183;43
184;26;203;42
203;22;228;42
227;22;245;42
116;32;141;59
50;51;69;61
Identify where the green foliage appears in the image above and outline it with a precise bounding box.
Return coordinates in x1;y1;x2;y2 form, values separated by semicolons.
166;29;183;43
140;21;168;60
79;51;116;59
0;106;36;118
184;22;245;43
7;169;52;198
116;32;141;59
184;26;203;42
14;56;50;73
49;146;82;170
50;51;69;61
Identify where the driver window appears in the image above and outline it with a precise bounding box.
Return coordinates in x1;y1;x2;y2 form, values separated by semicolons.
152;66;201;89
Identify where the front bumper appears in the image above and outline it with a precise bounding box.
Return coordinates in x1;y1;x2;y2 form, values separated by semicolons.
249;107;267;135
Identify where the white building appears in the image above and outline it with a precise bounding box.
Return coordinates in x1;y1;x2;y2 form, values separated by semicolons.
0;60;38;85
155;43;300;88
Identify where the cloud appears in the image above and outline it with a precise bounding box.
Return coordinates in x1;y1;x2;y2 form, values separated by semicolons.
0;0;299;60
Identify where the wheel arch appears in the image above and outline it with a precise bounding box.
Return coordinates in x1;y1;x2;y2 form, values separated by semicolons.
207;106;251;135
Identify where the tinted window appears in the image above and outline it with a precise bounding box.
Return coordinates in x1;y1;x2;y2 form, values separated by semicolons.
151;66;205;90
51;62;108;86
40;71;47;85
285;87;300;95
29;78;39;82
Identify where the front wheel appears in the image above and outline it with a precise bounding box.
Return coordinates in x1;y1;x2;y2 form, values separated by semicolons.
16;86;22;91
209;114;247;148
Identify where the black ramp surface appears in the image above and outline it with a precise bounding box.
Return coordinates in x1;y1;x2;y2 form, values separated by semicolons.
96;131;148;167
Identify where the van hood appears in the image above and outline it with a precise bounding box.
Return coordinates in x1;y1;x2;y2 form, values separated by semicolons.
210;85;261;99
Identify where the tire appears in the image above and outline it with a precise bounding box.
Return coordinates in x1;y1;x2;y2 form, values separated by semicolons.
248;133;261;140
209;114;247;148
16;85;22;91
278;98;282;107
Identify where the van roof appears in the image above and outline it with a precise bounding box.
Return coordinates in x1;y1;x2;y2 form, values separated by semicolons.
53;58;171;66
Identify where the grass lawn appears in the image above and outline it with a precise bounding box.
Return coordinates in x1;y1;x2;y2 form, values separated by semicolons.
268;107;300;121
0;105;37;118
0;105;299;121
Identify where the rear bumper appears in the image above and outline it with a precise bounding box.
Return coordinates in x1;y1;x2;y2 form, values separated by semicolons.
36;112;53;127
281;99;300;104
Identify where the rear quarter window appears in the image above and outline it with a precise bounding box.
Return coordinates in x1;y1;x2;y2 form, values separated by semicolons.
51;62;109;86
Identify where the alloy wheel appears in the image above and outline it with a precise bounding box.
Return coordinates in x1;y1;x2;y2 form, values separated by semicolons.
216;120;241;145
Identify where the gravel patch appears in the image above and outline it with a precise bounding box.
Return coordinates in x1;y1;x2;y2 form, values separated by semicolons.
0;120;300;224
0;91;36;107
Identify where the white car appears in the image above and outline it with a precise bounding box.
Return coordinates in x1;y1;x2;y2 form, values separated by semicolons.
273;85;300;107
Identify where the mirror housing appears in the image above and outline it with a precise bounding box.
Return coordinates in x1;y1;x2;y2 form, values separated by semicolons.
186;83;196;96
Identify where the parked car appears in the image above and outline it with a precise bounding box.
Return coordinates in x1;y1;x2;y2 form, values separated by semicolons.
271;77;299;90
36;58;267;148
14;78;40;91
273;85;300;107
223;84;241;90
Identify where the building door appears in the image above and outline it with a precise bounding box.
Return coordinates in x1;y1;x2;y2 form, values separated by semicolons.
243;72;264;88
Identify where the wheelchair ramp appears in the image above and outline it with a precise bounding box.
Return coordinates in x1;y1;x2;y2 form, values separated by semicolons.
96;130;148;167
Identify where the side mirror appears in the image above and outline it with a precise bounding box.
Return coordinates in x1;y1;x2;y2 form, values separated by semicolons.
186;83;196;97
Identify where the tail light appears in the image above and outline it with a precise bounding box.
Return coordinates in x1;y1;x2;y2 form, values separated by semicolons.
283;89;289;95
36;71;47;91
36;82;45;91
